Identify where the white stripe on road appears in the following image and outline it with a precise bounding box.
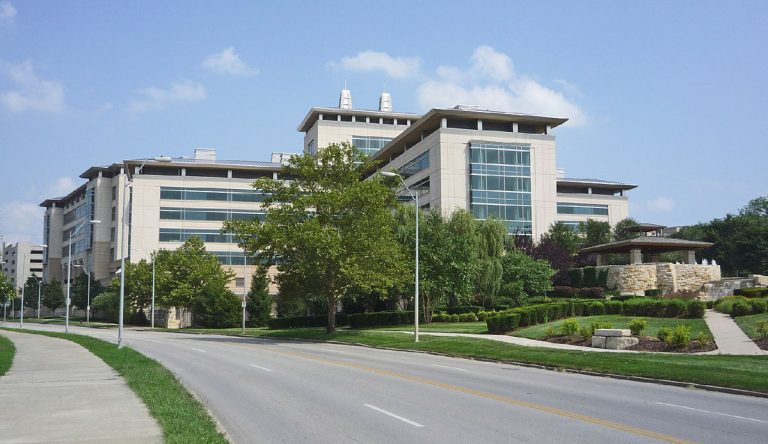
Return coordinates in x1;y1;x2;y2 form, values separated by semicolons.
364;404;424;428
191;348;206;353
655;402;768;423
250;364;273;372
431;363;469;372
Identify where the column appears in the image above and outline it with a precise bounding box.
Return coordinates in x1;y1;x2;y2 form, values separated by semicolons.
630;249;642;264
596;254;606;267
686;250;696;264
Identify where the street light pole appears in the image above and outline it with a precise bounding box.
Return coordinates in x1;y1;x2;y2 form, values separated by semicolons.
19;284;24;328
151;255;155;329
242;253;247;334
74;265;91;324
67;220;100;333
380;171;420;342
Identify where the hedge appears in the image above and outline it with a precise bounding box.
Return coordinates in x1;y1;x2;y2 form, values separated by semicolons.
734;287;768;298
267;314;348;329
347;311;415;328
486;313;521;333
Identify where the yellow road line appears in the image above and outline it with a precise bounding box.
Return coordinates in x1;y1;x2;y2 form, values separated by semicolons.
225;340;696;443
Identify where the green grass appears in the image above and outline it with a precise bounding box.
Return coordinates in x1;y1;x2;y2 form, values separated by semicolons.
22;317;117;329
2;328;226;444
376;321;489;334
0;334;15;376
733;313;768;339
512;315;711;339
155;325;768;393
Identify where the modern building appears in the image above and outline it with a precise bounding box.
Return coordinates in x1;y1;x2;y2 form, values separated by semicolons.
40;149;285;298
299;89;636;238
1;242;45;290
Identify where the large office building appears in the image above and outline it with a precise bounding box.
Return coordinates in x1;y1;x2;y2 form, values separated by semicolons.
300;89;635;238
1;242;45;290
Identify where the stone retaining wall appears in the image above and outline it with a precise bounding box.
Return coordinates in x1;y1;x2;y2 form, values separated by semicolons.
598;263;721;295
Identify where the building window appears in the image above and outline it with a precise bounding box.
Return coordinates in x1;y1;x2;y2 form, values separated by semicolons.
159;207;265;222
470;142;532;235
556;203;609;216
111;185;117;200
110;227;115;242
111;206;116;221
235;278;245;288
160;187;269;202
63;204;88;226
559;221;582;231
351;135;393;157
159;228;236;244
399;151;430;178
307;139;316;155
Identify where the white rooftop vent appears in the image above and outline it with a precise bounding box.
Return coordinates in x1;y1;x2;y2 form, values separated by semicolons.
339;83;352;109
454;104;480;111
379;92;392;112
194;148;217;160
271;152;293;165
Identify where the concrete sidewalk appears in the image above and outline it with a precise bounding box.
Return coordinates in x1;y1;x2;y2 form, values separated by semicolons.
0;330;163;443
704;309;765;355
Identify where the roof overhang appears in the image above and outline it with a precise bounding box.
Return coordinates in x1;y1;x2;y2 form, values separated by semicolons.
297;107;421;133
580;237;713;254
557;178;638;191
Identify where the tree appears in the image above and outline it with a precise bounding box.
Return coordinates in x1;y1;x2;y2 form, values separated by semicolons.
72;273;104;311
108;259;152;310
0;272;14;308
247;267;273;326
474;217;507;307
579;219;611;248
192;284;241;328
525;237;573;285
91;291;119;322
546;221;582;255
155;236;235;312
613;217;639;241
500;249;555;306
43;279;65;312
226;143;408;333
23;275;42;309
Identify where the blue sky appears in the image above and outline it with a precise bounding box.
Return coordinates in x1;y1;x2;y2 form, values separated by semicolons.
1;1;766;243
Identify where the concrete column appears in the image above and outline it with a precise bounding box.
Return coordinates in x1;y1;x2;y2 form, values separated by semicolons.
596;254;606;267
512;122;519;132
630;249;642;264
686;250;696;264
477;120;483;131
441;117;447;128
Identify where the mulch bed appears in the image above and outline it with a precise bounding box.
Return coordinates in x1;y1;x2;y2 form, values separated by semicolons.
544;335;717;353
754;337;768;351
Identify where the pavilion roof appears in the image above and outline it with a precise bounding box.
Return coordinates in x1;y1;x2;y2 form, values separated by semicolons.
580;237;713;254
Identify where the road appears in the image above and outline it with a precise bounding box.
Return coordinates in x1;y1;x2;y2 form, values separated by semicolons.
11;323;768;443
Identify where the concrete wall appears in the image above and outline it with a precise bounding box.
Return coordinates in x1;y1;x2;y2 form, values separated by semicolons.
554;193;630;227
599;263;721;294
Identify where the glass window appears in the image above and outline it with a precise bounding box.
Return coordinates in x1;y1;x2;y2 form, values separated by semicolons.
351;136;393;157
399;151;430;178
556;203;609;216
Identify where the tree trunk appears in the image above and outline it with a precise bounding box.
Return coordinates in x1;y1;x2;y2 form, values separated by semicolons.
326;295;336;334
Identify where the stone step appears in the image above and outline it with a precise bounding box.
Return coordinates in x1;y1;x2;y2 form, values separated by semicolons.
594;328;631;337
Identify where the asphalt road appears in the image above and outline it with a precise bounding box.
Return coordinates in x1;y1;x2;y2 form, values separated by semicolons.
12;323;768;443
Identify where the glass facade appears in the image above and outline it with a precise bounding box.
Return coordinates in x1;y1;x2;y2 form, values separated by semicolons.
160;187;268;202
159;228;236;243
63;204;88;226
557;203;609;216
469;142;532;234
351;135;393;156
160;207;265;222
399;151;430;178
210;251;247;265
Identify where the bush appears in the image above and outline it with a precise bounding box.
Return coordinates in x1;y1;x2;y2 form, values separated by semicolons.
664;299;687;318
432;313;447;322
192;286;242;328
657;327;672;342
579;287;605;299
645;289;662;297
447;305;483;315
459;312;478;322
585;302;605;316
734;287;768;298
550;286;578;298
731;301;752;317
597;268;609;289
714;296;749;314
750;299;767;314
696;331;713;346
269;314;351;329
666;325;691;349
486;313;521;334
604;300;623;314
706;300;715;309
128;309;149;326
569;269;583;288
628;318;647;336
91;292;119;323
582;267;598;287
560;319;580;336
756;320;768;339
476;311;488;321
687;301;706;318
578;326;592;341
545;325;557;337
449;314;460;322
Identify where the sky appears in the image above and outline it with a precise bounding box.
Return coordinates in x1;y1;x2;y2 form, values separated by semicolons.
1;1;767;243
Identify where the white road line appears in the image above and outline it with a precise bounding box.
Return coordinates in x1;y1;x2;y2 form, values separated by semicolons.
364;404;424;428
250;364;273;372
144;340;162;344
191;348;206;353
655;402;768;423
431;363;469;372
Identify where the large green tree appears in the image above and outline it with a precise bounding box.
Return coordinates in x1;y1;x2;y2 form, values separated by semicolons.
247;267;273;327
579;219;612;248
474;217;507;307
23;275;42;310
226;143;408;333
72;273;104;311
500;249;555;306
0;272;14;308
108;259;152;311
155;237;235;312
546;221;582;254
612;217;639;241
42;279;65;312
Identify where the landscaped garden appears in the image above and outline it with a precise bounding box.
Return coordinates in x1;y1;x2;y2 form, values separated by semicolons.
713;290;768;350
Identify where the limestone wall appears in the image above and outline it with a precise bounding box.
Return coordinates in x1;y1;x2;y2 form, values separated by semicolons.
598;263;721;295
752;274;768;287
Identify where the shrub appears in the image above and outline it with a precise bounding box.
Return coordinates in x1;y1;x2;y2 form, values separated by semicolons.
459;312;478;322
645;289;662;297
545;325;557;337
714;296;750;314
447;305;483;315
585;302;605;316
590;321;612;335
579;287;605;299
750;299;767;314
527;296;550;305
696;331;713;346
597;268;609;289
560;319;580;336
687;301;706;318
666;325;691;349
192;286;241;328
345;311;408;329
550;286;578;298
756;320;768;339
604;300;623;314
734;287;768;298
432;313;447;322
128;309;149;326
582;267;598;287
664;299;687;318
569;269;583;288
628;318;647;336
486;313;521;334
449;314;460;322
731;301;752;317
578;326;592;341
657;327;672;342
476;311;488;321
706;300;715;309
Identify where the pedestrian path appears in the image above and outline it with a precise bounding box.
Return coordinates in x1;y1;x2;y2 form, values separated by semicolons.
703;309;765;355
0;330;163;443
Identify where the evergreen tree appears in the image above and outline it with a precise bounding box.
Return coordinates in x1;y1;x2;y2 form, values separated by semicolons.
247;267;273;326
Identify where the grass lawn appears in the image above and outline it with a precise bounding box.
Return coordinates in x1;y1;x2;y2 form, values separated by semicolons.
512;315;711;340
376;321;489;334
22;317;117;329
0;334;14;376
2;328;226;444
733;313;768;339
156;325;768;393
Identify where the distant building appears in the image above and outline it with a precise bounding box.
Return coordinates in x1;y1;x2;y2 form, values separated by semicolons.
1;242;45;291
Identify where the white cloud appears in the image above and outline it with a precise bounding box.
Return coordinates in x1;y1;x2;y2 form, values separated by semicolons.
202;47;257;76
50;176;77;197
0;61;64;113
0;202;43;244
331;51;421;79
416;46;587;126
648;197;675;212
127;80;206;112
0;2;16;24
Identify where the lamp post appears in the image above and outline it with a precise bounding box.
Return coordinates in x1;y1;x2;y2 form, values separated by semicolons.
381;171;420;342
67;220;100;333
151;253;156;329
119;157;172;347
1;260;6;325
73;264;91;324
242;252;248;334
